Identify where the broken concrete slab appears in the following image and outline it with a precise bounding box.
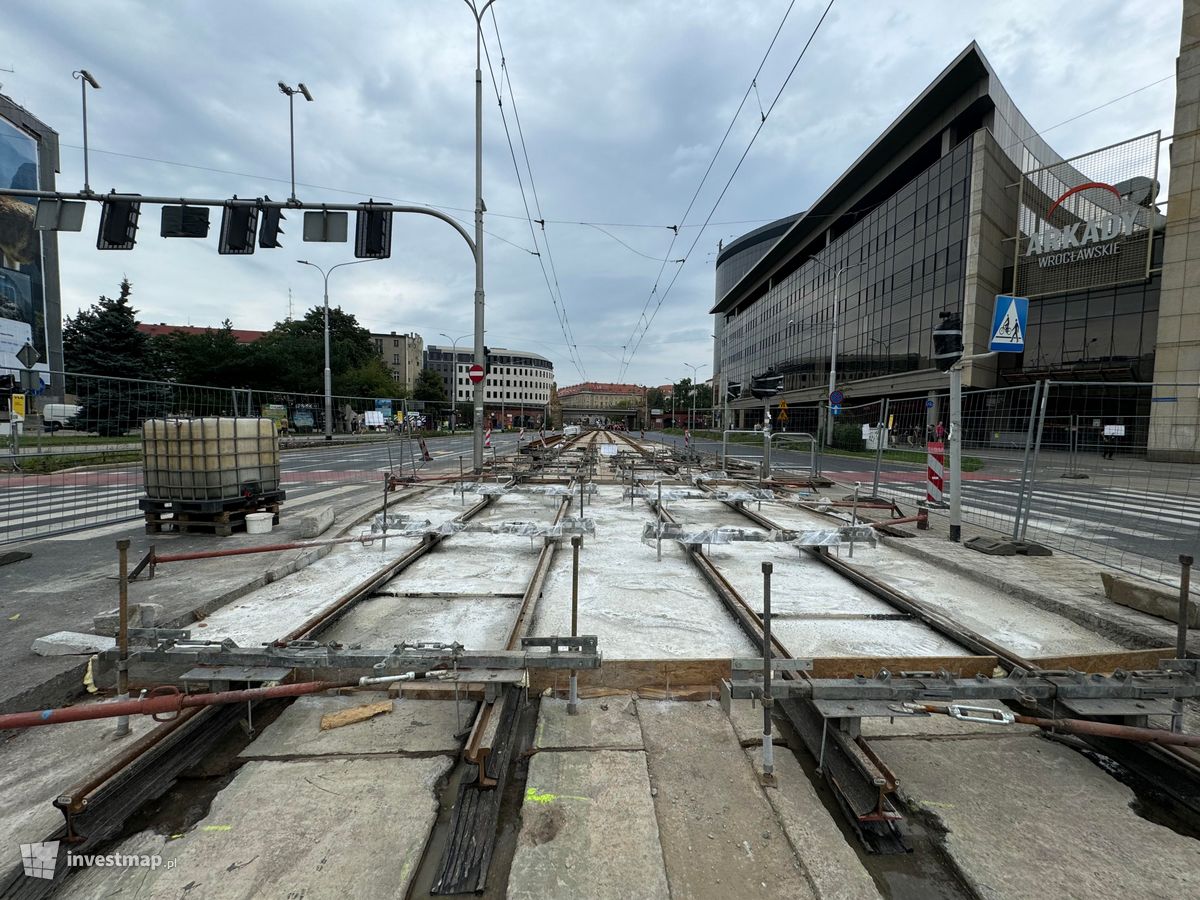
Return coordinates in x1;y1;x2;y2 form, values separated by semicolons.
1102;572;1199;627
534;694;643;750
507;748;669;900
885;734;1200;899
742;746;882;900
298;506;336;538
92;602;164;636
63;757;451;899
637;700;815;899
30;631;114;656
239;695;467;758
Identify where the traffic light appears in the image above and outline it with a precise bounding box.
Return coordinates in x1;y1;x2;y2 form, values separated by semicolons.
355;205;392;259
483;346;493;376
0;373;14;394
97;193;141;250
726;380;742;401
749;372;783;399
933;311;964;372
219;202;259;255
259;199;286;248
160;205;210;238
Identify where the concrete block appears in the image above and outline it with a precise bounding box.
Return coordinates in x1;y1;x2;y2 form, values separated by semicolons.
508;749;669;900
885;735;1200;899
92;602;165;636
1101;573;1200;627
298;506;336;538
534;695;643;750
30;631;115;657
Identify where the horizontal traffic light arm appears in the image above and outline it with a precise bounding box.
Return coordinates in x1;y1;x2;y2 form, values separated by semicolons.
0;187;477;256
947;351;998;372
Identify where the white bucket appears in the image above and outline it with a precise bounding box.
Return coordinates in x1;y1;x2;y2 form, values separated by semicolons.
245;512;274;535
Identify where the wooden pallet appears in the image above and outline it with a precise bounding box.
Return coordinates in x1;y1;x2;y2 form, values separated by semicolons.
144;501;281;537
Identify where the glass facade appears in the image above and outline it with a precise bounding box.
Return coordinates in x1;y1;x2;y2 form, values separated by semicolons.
721;137;974;392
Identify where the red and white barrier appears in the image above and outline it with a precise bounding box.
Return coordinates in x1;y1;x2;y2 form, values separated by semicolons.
926;441;945;506
484;428;492;448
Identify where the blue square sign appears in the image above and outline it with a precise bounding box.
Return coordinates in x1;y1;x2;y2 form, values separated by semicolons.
989;295;1028;353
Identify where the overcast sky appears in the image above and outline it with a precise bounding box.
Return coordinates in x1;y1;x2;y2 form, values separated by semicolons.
2;0;1182;388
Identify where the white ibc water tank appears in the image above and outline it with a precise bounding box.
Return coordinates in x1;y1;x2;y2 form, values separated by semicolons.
142;417;281;501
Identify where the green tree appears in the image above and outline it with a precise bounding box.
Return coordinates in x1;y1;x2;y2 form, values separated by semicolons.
413;368;448;402
245;306;395;397
151;319;248;388
62;278;168;435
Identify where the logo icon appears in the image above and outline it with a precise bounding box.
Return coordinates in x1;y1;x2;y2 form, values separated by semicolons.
20;842;59;880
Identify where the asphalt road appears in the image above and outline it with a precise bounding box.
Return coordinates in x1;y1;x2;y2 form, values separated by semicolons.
0;431;529;544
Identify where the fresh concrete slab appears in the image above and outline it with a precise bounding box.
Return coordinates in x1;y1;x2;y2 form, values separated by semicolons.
322;592;524;649
885;734;1200;899
637;699;815;900
0;710;155;873
508;748;669;900
239;696;467;758
534;695;643;749
60;756;452;899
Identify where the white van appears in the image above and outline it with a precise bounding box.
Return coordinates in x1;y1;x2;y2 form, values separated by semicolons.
41;403;82;431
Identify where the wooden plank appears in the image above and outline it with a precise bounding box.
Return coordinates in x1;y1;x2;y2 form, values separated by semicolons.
319;699;392;731
527;656;998;692
1029;647;1177;673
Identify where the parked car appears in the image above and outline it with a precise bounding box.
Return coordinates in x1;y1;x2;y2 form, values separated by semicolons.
41;403;82;432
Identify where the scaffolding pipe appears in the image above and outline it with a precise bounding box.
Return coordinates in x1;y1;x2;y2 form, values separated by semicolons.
569;535;581;715
114;539;131;737
1176;554;1193;733
0;679;352;730
761;561;775;783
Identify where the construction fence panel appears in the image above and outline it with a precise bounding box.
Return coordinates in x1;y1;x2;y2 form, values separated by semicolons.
1020;381;1200;587
0;369;482;544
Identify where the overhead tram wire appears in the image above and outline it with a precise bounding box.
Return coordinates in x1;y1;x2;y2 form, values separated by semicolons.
621;0;836;378
490;8;590;383
617;0;801;382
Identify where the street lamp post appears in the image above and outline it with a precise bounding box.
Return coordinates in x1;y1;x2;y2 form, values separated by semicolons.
277;81;314;202
297;258;378;440
824;261;866;445
72;70;101;194
439;331;472;431
685;363;708;432
466;0;498;472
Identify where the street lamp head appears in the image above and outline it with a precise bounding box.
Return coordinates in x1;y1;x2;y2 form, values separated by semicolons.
298;83;314;102
297;259;310;265
278;81;290;95
74;70;101;89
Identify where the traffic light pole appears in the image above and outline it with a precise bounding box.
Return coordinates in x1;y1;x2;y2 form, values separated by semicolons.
948;351;996;543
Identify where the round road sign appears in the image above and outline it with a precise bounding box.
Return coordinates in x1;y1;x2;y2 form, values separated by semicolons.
829;389;844;405
468;363;485;384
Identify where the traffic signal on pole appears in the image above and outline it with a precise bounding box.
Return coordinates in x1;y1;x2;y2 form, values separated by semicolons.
0;373;14;394
354;205;392;259
932;311;964;372
749;372;783;399
726;380;742;401
96;193;141;250
259;199;286;248
483;346;493;376
219;201;259;255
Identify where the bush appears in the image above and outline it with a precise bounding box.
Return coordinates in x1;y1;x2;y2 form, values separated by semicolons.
831;423;863;451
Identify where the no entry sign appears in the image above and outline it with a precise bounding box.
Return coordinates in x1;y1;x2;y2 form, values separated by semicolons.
468;364;485;384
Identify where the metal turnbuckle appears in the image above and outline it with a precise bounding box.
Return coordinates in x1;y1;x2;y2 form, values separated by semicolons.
947;704;1014;725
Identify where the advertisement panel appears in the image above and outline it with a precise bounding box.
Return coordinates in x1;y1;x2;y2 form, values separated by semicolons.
1013;132;1161;299
0;114;48;371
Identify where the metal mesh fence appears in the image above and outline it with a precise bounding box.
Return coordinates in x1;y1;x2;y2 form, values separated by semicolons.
1020;381;1200;585
0;368;498;543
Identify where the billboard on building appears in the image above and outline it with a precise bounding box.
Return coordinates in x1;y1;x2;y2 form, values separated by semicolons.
0;114;48;370
1013;131;1161;299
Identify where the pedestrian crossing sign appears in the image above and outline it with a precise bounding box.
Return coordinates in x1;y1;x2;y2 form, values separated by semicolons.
989;295;1028;352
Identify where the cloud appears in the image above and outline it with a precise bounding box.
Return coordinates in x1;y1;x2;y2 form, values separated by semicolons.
2;0;1181;387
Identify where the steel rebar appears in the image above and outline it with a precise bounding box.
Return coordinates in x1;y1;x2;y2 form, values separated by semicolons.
114;539;131;737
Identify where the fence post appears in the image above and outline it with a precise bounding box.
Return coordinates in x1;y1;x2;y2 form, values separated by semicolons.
871;398;889;498
1011;380;1042;540
1020;381;1052;541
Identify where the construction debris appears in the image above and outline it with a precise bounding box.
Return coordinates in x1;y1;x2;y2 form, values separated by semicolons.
319;700;393;731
